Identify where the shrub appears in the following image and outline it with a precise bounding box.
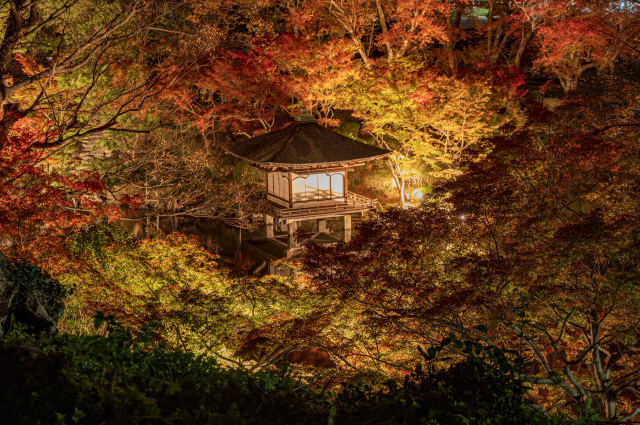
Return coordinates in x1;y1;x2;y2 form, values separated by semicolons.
0;319;593;425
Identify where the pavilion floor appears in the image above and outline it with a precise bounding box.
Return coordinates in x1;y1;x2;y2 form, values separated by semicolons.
261;192;377;221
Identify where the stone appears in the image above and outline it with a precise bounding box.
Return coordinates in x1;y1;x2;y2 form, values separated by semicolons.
0;252;64;337
0;254;19;338
265;214;274;238
287;220;298;249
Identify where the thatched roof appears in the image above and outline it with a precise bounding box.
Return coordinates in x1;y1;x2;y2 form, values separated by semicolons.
225;114;391;170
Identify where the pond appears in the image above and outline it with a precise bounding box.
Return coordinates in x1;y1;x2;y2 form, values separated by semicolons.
118;216;348;276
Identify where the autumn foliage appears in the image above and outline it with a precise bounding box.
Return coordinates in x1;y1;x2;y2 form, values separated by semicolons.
1;0;640;423
0;115;112;270
300;98;640;420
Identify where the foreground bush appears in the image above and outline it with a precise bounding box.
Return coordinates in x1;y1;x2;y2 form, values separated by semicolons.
0;319;327;425
0;320;593;425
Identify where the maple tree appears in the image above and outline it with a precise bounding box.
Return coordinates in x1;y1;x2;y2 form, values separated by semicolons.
299;207;461;373
59;225;337;372
110;128;265;227
476;0;542;68
0;0;178;147
299;92;640;420
344;61;521;205
2;1;640;419
0;0;186;266
533;1;625;92
163;0;536;209
0;115;110;269
441;105;640;421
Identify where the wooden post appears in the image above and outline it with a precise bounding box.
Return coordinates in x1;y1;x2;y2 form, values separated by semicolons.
318;219;328;233
265;214;274;238
344;171;349;203
342;215;352;243
288;171;293;208
288;220;298;248
266;171;269;193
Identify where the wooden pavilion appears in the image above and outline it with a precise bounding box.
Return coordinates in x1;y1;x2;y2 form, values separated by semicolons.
226;109;391;257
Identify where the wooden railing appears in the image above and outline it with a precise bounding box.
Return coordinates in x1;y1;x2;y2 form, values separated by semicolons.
261;192;376;219
346;191;374;205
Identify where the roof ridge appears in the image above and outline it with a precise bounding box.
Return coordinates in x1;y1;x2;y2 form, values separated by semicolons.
226;120;392;167
266;123;302;162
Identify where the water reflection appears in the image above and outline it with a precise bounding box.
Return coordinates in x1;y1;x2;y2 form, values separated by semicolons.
119;216;346;276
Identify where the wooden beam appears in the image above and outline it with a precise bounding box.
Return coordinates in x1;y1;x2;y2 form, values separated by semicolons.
279;211;367;221
256;163;370;173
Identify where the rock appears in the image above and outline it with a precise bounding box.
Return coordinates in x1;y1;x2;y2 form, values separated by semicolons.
0;255;19;337
0;252;64;337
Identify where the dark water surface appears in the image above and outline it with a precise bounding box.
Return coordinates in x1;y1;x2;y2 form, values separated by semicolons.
119;216;346;275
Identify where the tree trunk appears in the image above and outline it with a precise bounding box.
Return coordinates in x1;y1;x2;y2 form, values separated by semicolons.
387;159;406;208
514;27;534;68
375;0;394;60
559;74;579;92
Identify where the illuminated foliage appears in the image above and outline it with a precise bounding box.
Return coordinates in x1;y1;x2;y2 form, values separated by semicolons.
0;0;183;266
0;116;112;269
300;97;640;420
2;0;640;421
59;225;336;372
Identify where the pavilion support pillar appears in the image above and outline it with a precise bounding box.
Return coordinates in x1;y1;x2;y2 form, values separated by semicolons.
287;220;298;249
265;214;274;238
342;215;352;243
317;219;328;233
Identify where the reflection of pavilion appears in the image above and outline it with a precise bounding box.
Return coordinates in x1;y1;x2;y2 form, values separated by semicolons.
226;109;391;257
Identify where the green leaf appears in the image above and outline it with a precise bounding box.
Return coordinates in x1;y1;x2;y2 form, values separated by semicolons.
165;380;182;395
